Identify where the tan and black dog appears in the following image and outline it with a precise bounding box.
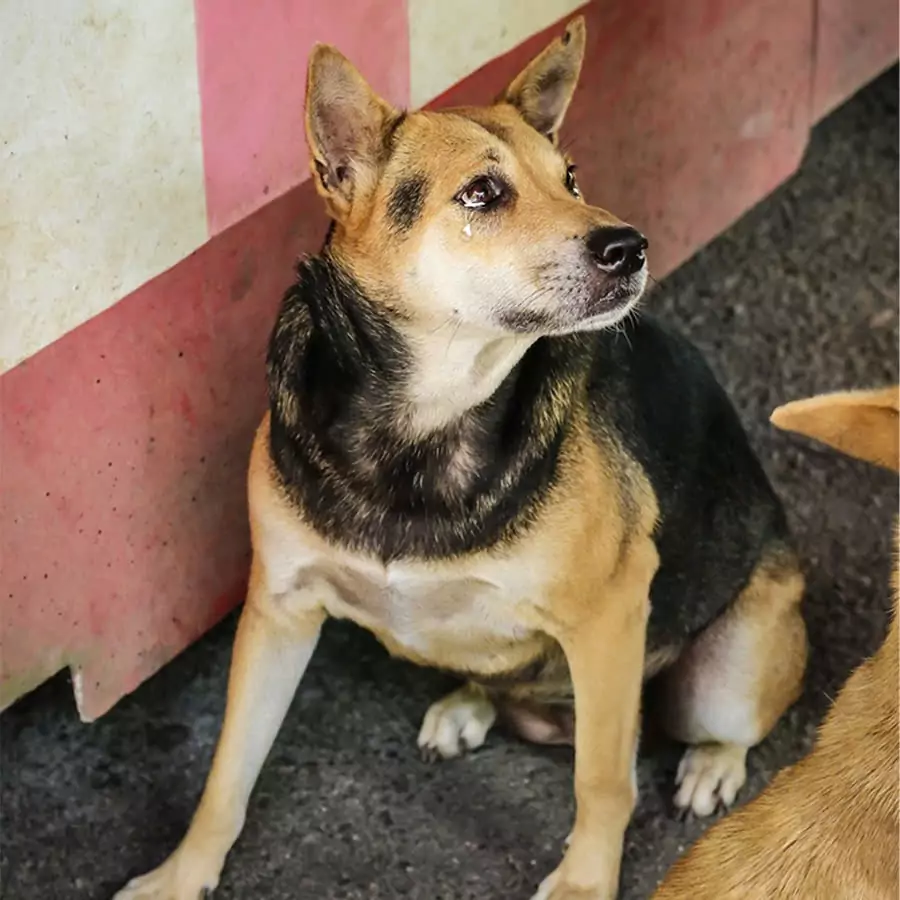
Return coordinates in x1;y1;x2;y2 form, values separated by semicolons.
654;386;899;900
115;18;807;900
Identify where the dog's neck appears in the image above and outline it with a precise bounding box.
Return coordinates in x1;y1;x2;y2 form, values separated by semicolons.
401;324;535;434
266;252;589;560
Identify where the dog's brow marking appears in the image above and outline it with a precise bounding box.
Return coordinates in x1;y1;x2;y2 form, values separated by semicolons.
387;172;429;232
452;114;512;146
477;121;512;144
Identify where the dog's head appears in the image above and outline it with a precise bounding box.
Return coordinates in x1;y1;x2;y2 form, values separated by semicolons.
304;17;647;337
770;386;900;472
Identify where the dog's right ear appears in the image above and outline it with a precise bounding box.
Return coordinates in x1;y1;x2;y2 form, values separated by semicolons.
771;386;900;472
305;45;398;219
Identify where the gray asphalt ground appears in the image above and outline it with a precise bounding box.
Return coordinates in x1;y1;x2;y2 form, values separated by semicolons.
2;68;898;900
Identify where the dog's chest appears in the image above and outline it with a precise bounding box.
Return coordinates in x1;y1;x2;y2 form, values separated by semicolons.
322;553;546;672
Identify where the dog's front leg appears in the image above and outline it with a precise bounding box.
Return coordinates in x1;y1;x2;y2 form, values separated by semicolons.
533;539;656;900
114;560;326;900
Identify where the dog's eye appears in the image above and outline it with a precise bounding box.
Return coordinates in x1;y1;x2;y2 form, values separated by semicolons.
565;164;580;198
457;176;504;210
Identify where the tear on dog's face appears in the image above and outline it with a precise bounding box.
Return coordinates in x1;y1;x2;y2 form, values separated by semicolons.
304;17;648;339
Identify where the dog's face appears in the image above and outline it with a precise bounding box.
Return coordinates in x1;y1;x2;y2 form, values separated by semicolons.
304;18;648;336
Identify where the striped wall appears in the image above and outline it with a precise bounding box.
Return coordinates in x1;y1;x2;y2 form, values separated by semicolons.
0;0;591;372
2;0;896;719
1;0;206;372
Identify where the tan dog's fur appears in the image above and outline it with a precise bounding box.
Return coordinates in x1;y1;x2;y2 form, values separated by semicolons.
654;386;900;900
114;20;807;900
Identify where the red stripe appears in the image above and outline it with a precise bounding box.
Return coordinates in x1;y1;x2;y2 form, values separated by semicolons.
1;181;328;720
195;0;410;236
812;0;899;121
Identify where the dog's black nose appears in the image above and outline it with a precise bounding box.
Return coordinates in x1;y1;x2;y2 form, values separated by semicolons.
586;226;648;276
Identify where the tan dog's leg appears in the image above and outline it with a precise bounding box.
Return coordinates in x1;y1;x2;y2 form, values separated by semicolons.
114;562;325;900
657;550;807;816
653;601;898;900
533;538;657;900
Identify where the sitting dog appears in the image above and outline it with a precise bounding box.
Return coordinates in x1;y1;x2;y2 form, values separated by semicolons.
115;18;807;900
654;386;899;900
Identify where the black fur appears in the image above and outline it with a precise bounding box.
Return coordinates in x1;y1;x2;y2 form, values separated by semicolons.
386;173;429;232
267;253;793;648
267;254;589;563
496;307;559;333
585;321;793;645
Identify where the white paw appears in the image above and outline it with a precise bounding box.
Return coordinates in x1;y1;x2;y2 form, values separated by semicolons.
674;742;748;817
113;848;222;900
417;684;497;761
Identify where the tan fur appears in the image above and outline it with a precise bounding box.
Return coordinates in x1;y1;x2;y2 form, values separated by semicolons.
113;19;806;900
654;385;900;900
771;386;900;471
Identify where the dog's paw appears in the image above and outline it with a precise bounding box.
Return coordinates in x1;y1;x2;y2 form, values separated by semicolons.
113;849;221;900
674;742;747;817
417;684;497;761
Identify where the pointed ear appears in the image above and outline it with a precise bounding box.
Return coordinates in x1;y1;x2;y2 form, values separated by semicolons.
771;386;900;472
305;45;398;216
500;16;586;141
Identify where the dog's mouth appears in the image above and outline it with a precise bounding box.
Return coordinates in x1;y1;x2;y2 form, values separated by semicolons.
497;264;648;336
567;269;646;331
584;267;648;317
494;226;649;336
593;270;646;305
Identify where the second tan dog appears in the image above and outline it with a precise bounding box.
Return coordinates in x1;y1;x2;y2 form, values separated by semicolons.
654;386;900;900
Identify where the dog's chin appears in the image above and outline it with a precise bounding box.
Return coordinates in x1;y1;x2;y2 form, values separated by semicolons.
548;269;647;335
492;269;647;337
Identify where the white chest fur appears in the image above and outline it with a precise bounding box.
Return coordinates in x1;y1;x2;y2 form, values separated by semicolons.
336;559;537;660
263;525;551;673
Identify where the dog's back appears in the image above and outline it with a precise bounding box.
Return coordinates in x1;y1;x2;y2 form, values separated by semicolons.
654;386;900;900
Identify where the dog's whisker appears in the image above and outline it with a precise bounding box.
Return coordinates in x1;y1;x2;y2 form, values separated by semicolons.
443;317;464;361
425;314;459;337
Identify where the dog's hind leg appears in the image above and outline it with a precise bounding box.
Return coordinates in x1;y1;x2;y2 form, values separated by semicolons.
655;547;807;817
418;682;498;761
114;560;325;900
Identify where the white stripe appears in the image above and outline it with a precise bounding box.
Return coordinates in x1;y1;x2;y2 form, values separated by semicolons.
408;0;585;108
0;0;207;372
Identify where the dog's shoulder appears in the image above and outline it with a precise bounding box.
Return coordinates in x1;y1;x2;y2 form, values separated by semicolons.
583;315;793;644
247;412;326;558
585;314;746;468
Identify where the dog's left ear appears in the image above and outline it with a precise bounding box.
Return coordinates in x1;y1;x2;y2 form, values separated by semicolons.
500;16;586;142
771;385;900;472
